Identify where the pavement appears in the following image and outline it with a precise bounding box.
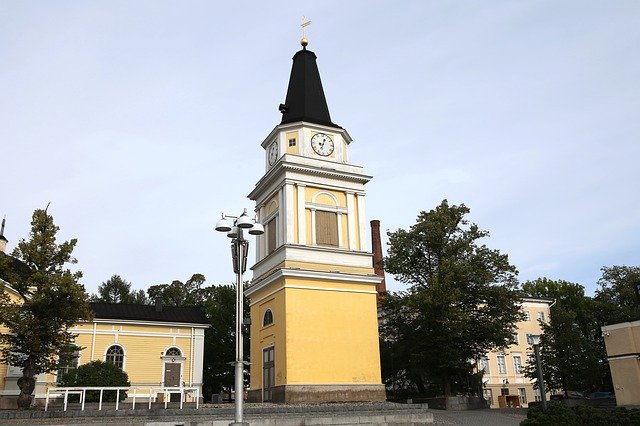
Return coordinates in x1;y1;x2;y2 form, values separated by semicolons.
0;403;528;426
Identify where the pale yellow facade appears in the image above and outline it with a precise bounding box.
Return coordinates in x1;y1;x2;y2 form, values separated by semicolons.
481;297;553;408
601;320;640;406
0;283;208;409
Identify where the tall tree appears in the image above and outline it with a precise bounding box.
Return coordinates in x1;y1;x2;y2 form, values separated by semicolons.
147;273;206;306
381;200;523;397
594;265;640;324
522;278;611;393
0;208;92;409
92;274;149;304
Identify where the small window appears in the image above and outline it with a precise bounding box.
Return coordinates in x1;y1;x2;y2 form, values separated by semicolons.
57;350;79;382
523;311;531;321
537;312;545;322
497;353;507;374
480;356;490;374
288;138;296;147
266;218;277;254
512;332;519;345
518;387;527;404
513;355;523;374
526;334;535;345
263;309;274;326
483;388;493;406
105;345;124;370
165;347;182;357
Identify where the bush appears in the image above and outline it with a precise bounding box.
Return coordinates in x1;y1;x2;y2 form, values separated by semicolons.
522;401;640;426
59;360;130;402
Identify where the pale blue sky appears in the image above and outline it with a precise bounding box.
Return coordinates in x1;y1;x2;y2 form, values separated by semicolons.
1;1;638;296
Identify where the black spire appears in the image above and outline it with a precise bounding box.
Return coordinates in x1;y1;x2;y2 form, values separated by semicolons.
279;47;340;128
0;217;7;244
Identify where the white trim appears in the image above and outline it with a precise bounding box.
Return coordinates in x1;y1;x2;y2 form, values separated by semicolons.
608;354;640;361
248;267;381;298
346;191;356;250
78;319;209;328
69;329;206;340
602;320;640;332
337;212;343;248
356;193;367;252
91;322;96;361
310;208;317;245
249;282;378;307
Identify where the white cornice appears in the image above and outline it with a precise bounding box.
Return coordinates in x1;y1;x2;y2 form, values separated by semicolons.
249;155;371;201
261;121;353;149
245;267;381;298
78;318;210;328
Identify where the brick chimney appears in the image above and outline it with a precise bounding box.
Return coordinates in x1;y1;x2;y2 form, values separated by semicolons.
370;220;386;296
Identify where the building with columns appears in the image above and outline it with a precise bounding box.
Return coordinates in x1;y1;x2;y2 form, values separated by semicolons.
244;40;385;403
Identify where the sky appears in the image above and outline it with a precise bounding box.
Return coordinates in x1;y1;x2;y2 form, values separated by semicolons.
1;1;638;297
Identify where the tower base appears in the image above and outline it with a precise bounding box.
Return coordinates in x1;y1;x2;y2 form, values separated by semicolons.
247;384;386;403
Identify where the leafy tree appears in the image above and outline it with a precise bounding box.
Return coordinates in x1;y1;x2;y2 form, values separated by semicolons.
147;273;206;306
92;274;149;304
0;208;92;409
59;360;130;402
381;200;523;397
594;265;640;324
522;278;611;394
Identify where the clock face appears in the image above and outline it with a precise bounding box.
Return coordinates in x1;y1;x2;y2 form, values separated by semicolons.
268;141;279;165
311;133;334;156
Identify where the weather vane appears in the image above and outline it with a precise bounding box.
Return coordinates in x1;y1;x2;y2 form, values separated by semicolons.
301;15;311;47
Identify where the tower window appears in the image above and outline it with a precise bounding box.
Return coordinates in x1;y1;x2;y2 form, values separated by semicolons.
288;138;296;147
316;210;338;247
266;217;277;254
263;309;274;326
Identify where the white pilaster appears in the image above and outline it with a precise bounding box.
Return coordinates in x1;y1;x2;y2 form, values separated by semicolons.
346;191;356;250
285;183;295;244
356;193;367;252
337;212;343;248
310;208;317;245
278;187;285;246
297;184;307;245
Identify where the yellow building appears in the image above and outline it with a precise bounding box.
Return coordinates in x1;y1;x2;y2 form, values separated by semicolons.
601;320;640;406
1;276;209;408
480;297;553;408
244;41;385;403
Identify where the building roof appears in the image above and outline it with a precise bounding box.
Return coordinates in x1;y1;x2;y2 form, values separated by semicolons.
89;302;210;325
279;47;341;129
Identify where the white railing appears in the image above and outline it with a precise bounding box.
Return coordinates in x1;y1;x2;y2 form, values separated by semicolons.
44;386;200;411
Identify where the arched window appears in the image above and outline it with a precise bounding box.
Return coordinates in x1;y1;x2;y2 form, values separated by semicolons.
263;309;274;326
165;347;182;357
105;345;124;369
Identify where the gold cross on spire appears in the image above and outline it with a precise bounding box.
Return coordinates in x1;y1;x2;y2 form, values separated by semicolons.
300;16;311;47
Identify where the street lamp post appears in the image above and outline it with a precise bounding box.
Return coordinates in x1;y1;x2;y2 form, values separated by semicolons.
531;335;547;411
215;209;264;426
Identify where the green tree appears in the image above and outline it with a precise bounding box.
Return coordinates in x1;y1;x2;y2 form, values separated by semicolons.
0;208;92;409
147;273;206;306
381;200;523;397
92;274;149;304
522;278;611;393
594;265;640;324
59;360;130;402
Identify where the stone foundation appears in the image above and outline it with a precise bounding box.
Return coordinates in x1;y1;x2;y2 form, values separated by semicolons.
247;384;386;403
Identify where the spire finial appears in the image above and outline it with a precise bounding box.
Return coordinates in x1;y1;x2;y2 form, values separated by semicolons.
300;16;311;48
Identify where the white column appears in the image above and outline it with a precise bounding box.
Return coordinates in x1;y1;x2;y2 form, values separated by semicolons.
278;187;285;246
346;191;356;250
310;208;317;245
337;212;343;248
285;183;295;244
297;184;307;245
356;193;368;252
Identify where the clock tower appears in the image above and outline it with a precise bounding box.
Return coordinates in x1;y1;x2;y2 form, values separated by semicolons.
245;40;385;403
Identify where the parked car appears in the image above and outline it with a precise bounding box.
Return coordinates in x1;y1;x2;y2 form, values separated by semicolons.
550;390;586;400
587;391;615;399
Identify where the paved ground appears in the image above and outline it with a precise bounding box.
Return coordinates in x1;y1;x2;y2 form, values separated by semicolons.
0;404;528;426
430;409;527;425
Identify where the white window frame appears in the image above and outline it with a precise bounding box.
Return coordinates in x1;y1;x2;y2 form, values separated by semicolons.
497;353;507;374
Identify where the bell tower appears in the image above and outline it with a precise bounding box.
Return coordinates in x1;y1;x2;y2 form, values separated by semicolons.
245;39;385;403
